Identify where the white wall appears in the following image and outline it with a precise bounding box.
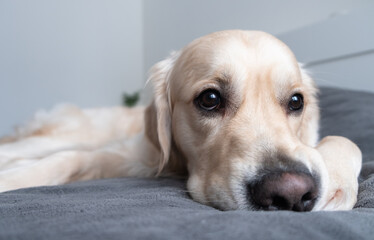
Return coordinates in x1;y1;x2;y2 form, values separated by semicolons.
143;0;371;71
278;4;374;92
0;0;143;135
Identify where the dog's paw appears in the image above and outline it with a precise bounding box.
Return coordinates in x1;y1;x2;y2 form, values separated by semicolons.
315;136;362;211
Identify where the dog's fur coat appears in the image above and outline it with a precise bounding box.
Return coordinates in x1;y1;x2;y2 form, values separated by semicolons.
0;30;362;211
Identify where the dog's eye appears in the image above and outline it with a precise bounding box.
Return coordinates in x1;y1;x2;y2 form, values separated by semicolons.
197;89;221;111
288;93;304;112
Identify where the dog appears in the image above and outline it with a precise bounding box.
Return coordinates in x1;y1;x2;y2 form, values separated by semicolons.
0;30;362;211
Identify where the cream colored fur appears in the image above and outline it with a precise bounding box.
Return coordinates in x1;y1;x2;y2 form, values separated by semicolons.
0;30;361;211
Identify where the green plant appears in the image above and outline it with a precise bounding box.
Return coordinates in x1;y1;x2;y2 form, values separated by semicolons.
123;91;140;107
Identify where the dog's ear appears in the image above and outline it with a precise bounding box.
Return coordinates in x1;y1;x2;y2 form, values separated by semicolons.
298;65;320;147
144;52;180;175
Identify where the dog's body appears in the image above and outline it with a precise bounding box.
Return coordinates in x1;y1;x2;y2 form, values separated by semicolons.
0;30;362;211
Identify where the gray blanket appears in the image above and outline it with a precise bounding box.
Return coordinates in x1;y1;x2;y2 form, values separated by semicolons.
1;87;374;240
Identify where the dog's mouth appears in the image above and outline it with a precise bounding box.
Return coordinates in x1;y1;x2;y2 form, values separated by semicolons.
187;154;322;212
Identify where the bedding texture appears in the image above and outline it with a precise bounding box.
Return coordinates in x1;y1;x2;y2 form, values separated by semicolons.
1;87;374;240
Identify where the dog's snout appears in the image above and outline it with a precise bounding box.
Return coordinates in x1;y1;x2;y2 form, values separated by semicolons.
249;171;318;212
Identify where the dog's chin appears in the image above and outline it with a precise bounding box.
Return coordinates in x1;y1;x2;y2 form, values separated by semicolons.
192;187;258;211
187;179;256;211
193;193;245;211
188;173;323;212
187;174;243;211
200;188;322;212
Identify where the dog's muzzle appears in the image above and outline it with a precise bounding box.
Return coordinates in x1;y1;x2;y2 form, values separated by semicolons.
248;166;319;212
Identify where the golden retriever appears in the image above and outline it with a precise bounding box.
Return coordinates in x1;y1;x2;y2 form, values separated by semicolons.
0;30;362;211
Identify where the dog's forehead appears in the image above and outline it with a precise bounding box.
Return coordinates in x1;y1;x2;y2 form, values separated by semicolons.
170;31;301;101
213;31;297;69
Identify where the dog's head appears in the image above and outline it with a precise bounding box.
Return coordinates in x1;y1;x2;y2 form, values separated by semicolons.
145;30;329;211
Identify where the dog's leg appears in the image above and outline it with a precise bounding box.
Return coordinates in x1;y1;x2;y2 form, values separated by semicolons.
0;106;145;168
0;135;111;170
0;137;83;165
0;134;160;192
314;136;362;211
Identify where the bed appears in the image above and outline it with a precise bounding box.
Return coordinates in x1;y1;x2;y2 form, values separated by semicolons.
1;87;374;240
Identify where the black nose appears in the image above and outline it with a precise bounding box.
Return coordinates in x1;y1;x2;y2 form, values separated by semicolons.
249;171;318;212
